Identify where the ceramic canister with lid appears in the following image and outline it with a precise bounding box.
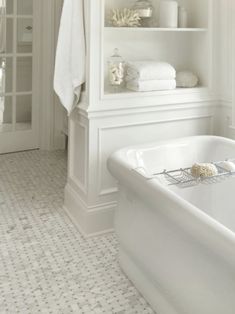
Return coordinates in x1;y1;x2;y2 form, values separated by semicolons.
159;0;178;28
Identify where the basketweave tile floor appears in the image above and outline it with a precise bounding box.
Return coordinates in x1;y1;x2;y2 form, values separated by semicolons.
0;150;155;314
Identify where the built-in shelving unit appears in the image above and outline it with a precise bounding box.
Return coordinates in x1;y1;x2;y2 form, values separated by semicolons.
64;0;217;238
102;0;212;100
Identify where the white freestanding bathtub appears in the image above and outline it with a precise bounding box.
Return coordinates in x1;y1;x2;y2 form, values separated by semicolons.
107;136;235;314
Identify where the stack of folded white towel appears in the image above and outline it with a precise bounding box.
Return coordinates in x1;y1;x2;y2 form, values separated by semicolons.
125;61;176;92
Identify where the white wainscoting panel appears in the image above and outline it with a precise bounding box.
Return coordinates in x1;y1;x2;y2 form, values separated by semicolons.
64;103;218;236
98;115;213;197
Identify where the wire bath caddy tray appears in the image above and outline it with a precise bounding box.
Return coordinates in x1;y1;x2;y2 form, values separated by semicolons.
133;159;235;188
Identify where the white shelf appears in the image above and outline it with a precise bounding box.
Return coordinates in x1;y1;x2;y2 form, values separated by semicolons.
103;86;209;99
104;27;207;32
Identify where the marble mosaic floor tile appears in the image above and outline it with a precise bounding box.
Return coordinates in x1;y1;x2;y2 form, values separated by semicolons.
0;150;155;314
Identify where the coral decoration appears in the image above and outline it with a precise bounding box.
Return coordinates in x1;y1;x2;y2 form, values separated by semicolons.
111;8;141;27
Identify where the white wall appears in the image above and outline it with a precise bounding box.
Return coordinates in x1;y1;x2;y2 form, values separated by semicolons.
53;0;67;149
217;0;232;102
39;0;66;150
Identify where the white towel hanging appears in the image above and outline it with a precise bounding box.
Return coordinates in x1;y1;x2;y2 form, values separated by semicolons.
54;0;86;115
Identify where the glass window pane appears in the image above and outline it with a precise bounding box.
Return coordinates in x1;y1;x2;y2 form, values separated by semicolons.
0;96;13;133
17;18;33;53
17;0;33;15
16;95;32;130
16;57;32;92
6;0;14;15
0;57;13;94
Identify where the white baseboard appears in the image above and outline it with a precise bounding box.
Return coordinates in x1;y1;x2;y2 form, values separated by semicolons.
64;183;115;237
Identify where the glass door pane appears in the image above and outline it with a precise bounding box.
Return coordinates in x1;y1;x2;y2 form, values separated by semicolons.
0;0;38;154
16;94;32;130
17;18;33;53
0;57;13;93
6;0;14;15
0;96;13;132
17;0;33;15
0;18;14;54
6;18;13;53
1;0;33;132
16;56;32;92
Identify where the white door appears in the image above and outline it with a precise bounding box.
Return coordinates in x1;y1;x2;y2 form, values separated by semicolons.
0;0;39;154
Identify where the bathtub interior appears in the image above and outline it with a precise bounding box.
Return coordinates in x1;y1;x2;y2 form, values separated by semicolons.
170;180;235;234
125;137;235;234
126;137;235;175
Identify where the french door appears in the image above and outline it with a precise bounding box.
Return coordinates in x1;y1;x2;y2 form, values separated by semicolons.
0;0;39;154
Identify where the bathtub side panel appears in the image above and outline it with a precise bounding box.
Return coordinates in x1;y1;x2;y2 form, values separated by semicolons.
115;186;235;314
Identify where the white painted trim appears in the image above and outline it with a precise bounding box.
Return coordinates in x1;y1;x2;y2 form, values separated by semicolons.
69;118;88;194
78;101;217;119
64;183;115;237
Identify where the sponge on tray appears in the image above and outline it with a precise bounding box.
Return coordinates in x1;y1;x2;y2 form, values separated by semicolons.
191;163;218;178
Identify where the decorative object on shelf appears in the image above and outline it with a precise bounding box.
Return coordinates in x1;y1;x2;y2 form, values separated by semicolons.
108;48;125;91
176;71;199;88
178;6;188;28
132;0;153;27
125;61;176;92
111;9;141;27
159;0;178;28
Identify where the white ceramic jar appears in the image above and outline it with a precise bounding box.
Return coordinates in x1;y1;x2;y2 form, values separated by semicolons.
159;0;178;28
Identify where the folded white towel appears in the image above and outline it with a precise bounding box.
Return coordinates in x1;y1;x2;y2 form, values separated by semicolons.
126;79;176;92
126;61;176;81
54;0;86;114
176;71;198;88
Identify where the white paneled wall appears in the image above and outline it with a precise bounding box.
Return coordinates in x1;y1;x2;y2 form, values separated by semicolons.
216;0;234;138
217;0;232;102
